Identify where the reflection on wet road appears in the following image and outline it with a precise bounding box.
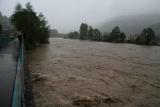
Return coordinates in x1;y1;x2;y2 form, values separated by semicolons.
28;38;160;107
0;39;19;107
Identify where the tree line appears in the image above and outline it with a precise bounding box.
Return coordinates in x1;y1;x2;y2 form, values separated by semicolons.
66;23;157;45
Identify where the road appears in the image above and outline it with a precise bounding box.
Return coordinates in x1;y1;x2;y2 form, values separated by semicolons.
0;39;19;107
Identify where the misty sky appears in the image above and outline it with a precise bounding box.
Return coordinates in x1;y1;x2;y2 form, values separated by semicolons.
0;0;160;33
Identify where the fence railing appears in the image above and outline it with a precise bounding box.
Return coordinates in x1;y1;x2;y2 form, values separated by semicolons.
11;40;25;107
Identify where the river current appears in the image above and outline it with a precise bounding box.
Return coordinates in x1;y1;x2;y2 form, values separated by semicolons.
28;38;160;107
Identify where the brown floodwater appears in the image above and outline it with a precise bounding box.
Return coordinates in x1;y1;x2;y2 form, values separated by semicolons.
27;38;160;107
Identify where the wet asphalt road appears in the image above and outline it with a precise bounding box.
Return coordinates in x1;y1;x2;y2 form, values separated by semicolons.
0;39;19;107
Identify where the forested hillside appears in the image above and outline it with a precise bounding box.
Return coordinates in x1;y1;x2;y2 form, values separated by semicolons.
149;23;160;35
98;14;160;35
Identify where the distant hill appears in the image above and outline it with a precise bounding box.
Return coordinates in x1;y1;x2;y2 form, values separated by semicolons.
98;14;160;35
150;23;160;35
50;29;65;38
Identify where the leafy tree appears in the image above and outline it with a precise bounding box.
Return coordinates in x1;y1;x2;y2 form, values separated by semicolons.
10;2;50;47
88;26;94;40
92;29;102;41
135;35;145;45
110;26;121;42
79;24;102;41
0;11;2;18
73;31;79;39
67;31;79;39
102;32;109;42
0;24;2;34
68;32;74;39
79;23;88;40
109;26;125;42
142;28;155;45
38;12;50;43
119;32;126;42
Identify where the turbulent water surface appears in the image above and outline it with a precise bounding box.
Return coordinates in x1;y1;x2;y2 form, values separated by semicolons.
27;38;160;107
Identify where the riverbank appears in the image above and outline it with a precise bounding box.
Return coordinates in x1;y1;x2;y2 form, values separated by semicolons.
23;45;35;107
28;38;160;107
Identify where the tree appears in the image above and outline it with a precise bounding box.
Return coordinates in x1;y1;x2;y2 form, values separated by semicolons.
10;2;50;47
38;12;50;43
92;29;102;41
135;35;145;45
72;31;79;39
0;11;2;18
68;32;74;39
142;28;155;45
119;32;126;42
110;26;121;42
67;31;79;39
0;24;2;34
88;26;93;40
109;26;125;42
79;23;88;40
102;32;109;42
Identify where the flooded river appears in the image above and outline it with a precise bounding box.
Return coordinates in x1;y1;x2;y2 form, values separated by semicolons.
27;38;160;107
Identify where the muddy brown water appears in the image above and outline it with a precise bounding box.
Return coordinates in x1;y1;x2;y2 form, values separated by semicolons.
27;38;160;107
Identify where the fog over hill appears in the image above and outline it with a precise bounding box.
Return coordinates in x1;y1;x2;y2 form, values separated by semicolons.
98;14;160;35
149;23;160;36
1;0;160;33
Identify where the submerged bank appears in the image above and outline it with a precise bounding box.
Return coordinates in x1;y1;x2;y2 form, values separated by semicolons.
24;47;35;107
28;38;160;107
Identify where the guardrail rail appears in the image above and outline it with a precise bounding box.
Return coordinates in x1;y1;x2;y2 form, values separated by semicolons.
11;41;25;107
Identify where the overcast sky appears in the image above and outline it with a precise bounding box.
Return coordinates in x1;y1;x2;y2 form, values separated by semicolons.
0;0;160;33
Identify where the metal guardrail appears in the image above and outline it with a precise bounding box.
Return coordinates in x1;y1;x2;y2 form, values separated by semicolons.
11;41;25;107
